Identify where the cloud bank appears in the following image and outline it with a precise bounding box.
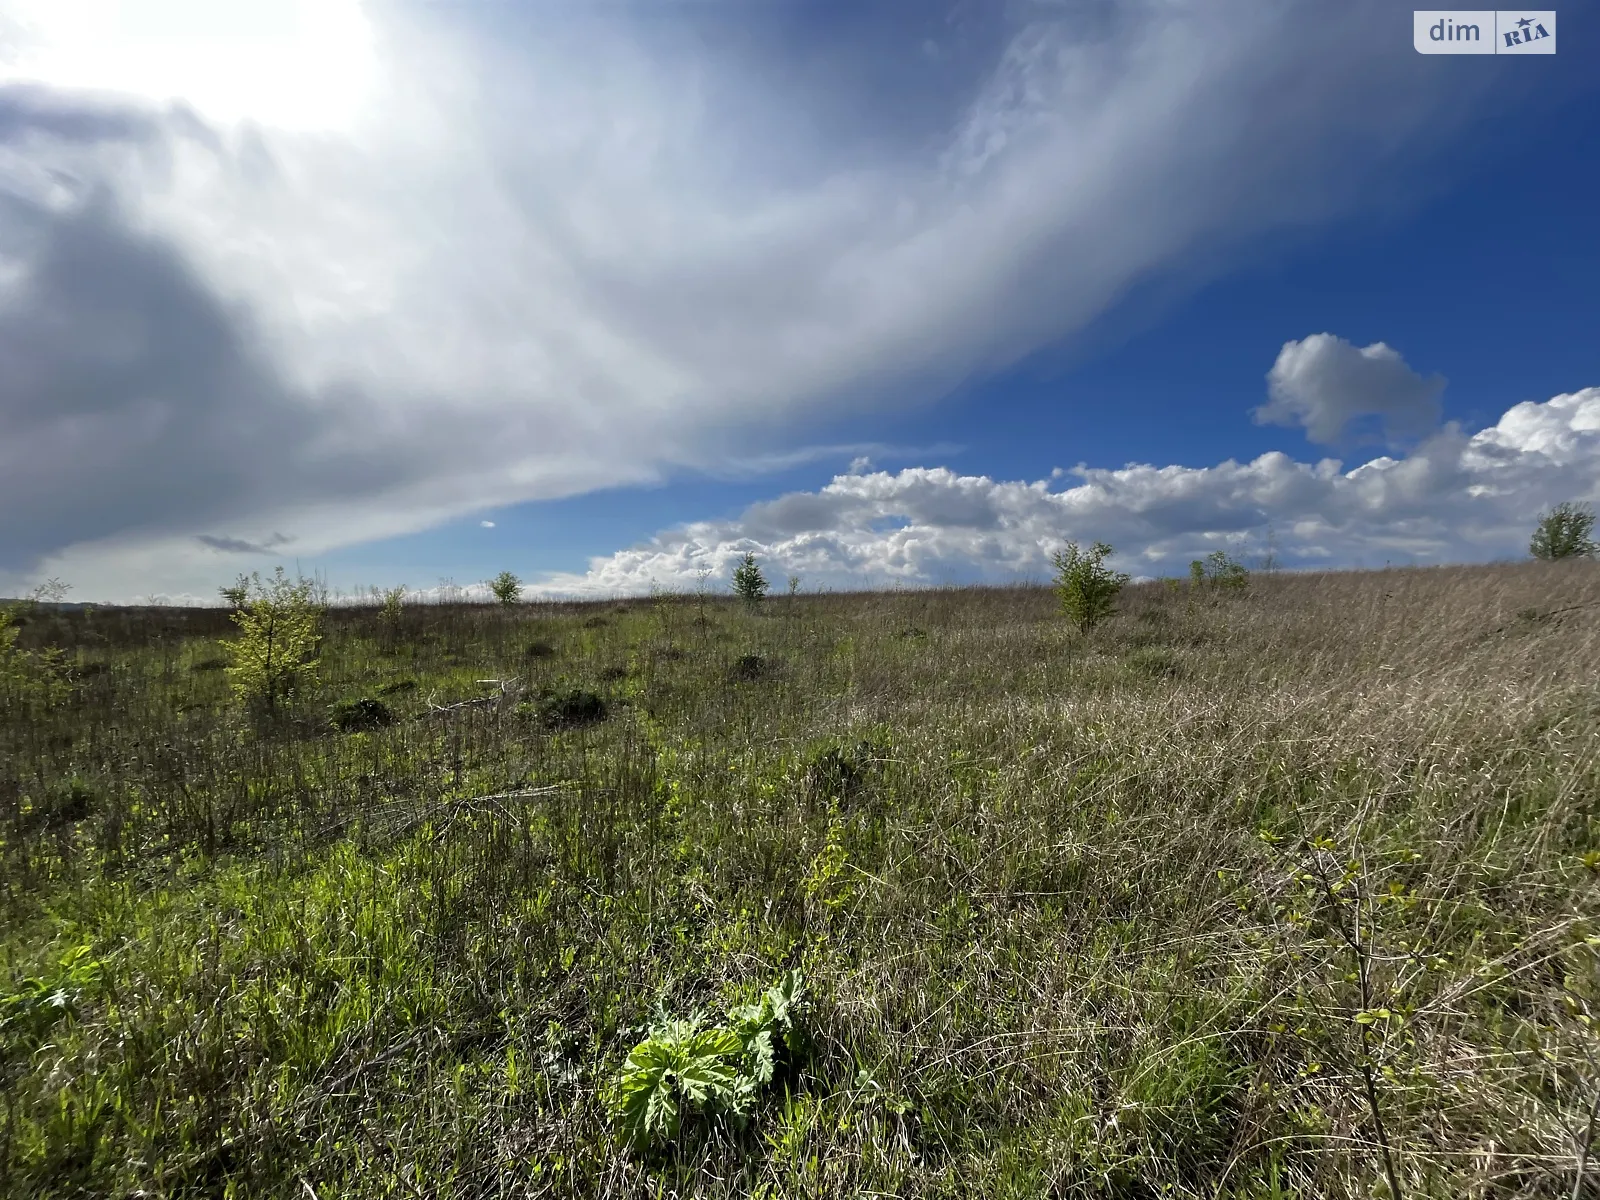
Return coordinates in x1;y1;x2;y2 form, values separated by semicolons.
0;0;1520;599
532;378;1600;597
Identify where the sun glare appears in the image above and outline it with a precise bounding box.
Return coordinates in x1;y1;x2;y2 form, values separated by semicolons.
0;0;380;133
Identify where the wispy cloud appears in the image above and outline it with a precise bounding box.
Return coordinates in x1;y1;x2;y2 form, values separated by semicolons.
195;531;290;555
0;0;1542;599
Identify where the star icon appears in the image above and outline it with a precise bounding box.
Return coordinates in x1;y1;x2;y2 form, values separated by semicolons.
1517;16;1533;28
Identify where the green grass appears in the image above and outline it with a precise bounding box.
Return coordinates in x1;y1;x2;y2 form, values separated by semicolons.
2;564;1600;1197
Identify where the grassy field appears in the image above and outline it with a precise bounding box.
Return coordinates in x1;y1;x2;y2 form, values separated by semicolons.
3;562;1600;1198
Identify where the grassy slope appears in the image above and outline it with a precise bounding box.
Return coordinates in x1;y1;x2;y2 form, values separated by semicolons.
2;563;1599;1198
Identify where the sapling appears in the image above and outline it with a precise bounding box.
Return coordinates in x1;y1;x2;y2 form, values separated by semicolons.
1053;541;1129;633
732;552;769;606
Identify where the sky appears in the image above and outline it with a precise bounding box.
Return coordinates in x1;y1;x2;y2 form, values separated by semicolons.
0;0;1596;603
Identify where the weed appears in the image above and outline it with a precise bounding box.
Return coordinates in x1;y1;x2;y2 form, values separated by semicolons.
610;970;806;1149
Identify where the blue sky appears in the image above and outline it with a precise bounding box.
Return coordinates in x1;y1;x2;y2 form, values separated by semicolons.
0;1;1596;601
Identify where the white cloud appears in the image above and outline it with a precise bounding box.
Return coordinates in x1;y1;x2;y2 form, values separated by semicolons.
1256;333;1446;447
0;0;1515;600
0;0;379;133
530;386;1600;597
479;520;495;528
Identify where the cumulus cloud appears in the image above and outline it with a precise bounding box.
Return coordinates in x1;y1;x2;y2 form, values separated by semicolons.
479;520;495;529
531;387;1600;597
0;0;1524;599
1256;334;1446;447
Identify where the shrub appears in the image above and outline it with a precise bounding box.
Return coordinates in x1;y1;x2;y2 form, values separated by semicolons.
524;640;557;659
1190;550;1250;591
729;653;767;682
1052;541;1130;633
376;585;406;651
0;605;71;711
224;568;324;713
804;737;885;807
524;685;608;729
1530;501;1598;560
489;571;523;605
329;697;395;732
731;553;769;606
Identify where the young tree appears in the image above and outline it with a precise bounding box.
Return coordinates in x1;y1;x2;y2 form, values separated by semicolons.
731;552;769;605
1530;501;1598;561
29;577;71;604
489;570;524;605
218;573;251;611
225;568;324;713
376;585;407;652
1190;550;1250;591
1053;541;1129;633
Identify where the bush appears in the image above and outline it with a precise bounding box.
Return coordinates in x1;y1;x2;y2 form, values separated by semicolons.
376;585;406;652
224;568;324;713
1190;550;1250;591
329;697;395;732
729;653;767;682
1530;501;1598;560
524;685;608;729
1052;541;1130;633
488;571;523;605
804;737;883;807
731;552;769;606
